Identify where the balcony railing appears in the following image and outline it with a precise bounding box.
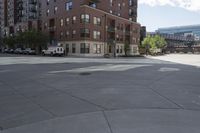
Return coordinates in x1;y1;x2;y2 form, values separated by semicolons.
107;26;115;32
48;26;56;31
29;0;37;5
107;39;115;44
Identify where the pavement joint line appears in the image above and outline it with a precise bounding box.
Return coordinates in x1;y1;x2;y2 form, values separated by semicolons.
34;80;108;110
149;86;185;109
147;71;185;109
0;79;57;118
66;92;108;110
102;111;113;133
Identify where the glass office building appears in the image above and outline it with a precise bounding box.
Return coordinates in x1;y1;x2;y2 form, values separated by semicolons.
156;25;200;41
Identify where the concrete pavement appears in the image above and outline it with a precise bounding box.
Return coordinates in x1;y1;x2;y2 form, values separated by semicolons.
0;54;200;133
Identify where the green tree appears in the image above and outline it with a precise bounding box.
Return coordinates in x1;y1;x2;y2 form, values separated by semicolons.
3;36;16;48
154;35;167;48
142;35;167;55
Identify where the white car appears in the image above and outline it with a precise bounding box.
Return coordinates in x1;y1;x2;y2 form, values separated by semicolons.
42;46;64;56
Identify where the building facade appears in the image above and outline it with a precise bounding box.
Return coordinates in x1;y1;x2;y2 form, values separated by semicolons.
157;25;200;41
1;0;41;37
41;0;140;56
0;0;140;56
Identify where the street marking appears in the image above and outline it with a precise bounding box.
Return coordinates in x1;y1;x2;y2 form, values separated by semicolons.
49;64;151;74
0;70;12;73
158;67;180;72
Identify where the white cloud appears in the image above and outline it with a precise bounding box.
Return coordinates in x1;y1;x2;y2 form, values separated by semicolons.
139;0;200;12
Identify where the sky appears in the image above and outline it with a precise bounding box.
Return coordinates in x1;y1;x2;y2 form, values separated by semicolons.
138;0;200;32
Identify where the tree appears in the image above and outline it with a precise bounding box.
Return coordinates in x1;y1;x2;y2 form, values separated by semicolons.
3;30;49;54
142;35;167;55
124;42;130;56
154;35;167;48
3;36;16;48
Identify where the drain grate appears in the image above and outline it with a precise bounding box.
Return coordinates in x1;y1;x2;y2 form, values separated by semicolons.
79;72;91;76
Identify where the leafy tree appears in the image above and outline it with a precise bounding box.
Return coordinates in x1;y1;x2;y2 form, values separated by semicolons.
3;30;49;54
142;35;167;55
3;36;16;48
154;35;167;48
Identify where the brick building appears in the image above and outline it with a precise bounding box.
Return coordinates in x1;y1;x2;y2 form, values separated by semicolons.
0;0;141;56
41;0;140;56
1;0;41;37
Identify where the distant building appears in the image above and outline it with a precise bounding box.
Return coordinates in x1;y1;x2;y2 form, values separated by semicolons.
1;0;41;37
156;25;200;41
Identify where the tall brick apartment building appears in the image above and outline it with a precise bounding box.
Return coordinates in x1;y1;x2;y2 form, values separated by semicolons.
41;0;140;56
1;0;41;37
1;0;140;56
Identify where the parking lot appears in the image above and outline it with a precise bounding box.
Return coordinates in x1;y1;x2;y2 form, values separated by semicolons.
0;54;200;133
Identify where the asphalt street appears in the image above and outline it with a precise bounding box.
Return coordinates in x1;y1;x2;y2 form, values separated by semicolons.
0;54;200;133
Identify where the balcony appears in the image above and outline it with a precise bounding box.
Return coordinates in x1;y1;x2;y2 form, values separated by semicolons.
48;26;56;31
17;5;23;10
107;39;115;44
29;7;37;12
107;26;115;32
29;0;37;5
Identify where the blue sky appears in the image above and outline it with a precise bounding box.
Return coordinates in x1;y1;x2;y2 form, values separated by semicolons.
138;0;200;32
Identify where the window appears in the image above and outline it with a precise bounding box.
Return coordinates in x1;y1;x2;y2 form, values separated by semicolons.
72;30;76;38
129;0;133;6
93;44;101;54
44;22;48;29
89;2;96;8
80;43;90;54
66;1;72;11
93;17;101;25
109;45;112;53
80;29;90;38
72;16;76;24
120;46;123;53
60;31;64;39
47;0;50;5
60;19;64;27
93;31;101;39
129;9;133;15
118;3;121;9
81;14;90;23
65;18;70;25
66;44;69;53
46;9;49;16
54;6;58;14
66;31;69;38
72;43;76;53
110;0;113;6
116;45;120;53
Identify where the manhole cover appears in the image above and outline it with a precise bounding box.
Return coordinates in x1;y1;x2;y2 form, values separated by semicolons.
79;72;91;76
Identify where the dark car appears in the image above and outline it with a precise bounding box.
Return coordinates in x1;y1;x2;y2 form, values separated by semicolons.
23;48;36;55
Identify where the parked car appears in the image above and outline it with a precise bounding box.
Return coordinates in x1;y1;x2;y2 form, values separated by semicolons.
3;48;9;53
9;49;14;53
3;48;14;53
23;48;36;55
14;48;23;54
42;46;64;56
